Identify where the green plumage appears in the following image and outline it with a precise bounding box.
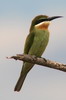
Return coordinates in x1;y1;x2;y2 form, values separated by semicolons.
14;15;62;92
14;15;49;91
23;28;49;74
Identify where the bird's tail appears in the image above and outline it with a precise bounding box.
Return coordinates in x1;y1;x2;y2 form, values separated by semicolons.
14;73;27;92
14;62;34;92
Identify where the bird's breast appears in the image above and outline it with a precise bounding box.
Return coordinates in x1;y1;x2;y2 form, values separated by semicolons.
28;29;49;57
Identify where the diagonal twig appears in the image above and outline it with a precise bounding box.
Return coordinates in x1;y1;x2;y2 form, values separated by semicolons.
7;54;66;72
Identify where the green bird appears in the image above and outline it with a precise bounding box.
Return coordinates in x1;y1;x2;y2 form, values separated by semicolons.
14;15;62;92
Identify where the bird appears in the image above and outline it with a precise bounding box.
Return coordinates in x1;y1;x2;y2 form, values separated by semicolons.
14;15;62;92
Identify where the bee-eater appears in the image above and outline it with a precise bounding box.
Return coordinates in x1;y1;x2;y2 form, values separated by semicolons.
14;15;62;91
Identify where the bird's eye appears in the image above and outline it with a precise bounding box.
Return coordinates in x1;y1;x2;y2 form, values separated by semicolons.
35;18;47;25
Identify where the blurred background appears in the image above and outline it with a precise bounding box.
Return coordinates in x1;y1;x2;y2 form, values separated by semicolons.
0;0;66;100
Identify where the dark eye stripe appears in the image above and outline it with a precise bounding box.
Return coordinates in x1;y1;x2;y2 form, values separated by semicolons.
35;18;49;25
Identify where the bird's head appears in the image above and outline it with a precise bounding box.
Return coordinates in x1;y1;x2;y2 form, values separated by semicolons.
30;15;62;31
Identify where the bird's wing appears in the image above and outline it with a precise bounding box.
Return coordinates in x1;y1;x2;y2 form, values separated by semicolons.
14;32;35;92
24;32;34;54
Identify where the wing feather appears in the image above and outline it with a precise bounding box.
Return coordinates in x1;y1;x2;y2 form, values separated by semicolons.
24;32;34;54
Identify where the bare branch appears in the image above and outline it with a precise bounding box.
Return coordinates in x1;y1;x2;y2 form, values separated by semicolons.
7;54;66;72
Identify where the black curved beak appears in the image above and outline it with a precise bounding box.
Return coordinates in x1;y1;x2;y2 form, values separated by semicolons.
48;16;63;21
35;16;63;25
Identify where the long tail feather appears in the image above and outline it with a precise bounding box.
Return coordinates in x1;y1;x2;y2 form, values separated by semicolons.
14;62;34;92
14;73;27;92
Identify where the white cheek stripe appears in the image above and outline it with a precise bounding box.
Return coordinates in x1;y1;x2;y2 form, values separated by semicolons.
35;21;50;27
